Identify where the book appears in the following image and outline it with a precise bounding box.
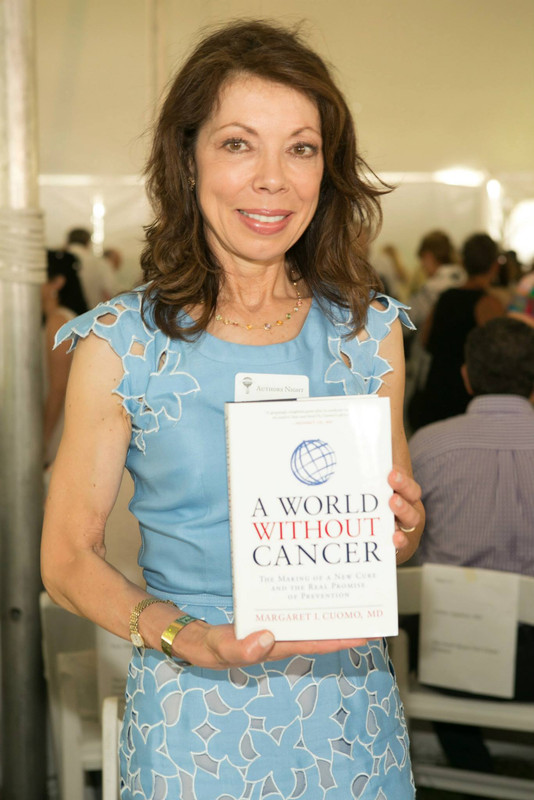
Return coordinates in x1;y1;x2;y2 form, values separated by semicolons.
225;395;398;640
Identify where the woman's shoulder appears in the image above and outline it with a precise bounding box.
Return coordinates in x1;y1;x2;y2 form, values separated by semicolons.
323;293;415;339
54;286;154;355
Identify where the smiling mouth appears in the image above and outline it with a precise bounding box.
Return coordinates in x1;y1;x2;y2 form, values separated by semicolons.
238;210;288;223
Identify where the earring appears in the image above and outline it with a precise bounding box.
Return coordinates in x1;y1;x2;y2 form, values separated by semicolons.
187;176;196;190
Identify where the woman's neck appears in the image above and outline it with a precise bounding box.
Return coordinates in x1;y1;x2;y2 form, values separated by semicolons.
463;274;492;290
218;262;296;312
202;262;311;344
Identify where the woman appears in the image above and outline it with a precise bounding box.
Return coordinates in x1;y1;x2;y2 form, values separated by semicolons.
42;20;424;800
42;250;85;469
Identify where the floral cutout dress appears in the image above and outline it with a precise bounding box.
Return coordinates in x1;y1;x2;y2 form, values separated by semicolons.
57;289;416;800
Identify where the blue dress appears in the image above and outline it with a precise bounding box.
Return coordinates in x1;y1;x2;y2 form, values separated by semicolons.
57;288;416;800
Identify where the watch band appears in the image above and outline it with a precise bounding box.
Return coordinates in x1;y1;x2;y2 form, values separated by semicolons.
161;614;199;658
129;598;176;647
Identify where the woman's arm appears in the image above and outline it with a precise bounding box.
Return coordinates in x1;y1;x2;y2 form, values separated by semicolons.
376;315;425;562
41;331;149;637
42;331;208;656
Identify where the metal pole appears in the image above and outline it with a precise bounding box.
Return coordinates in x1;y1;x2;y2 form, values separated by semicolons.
0;0;47;796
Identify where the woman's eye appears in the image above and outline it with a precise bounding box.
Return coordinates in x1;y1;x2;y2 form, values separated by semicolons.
223;139;247;153
291;142;318;157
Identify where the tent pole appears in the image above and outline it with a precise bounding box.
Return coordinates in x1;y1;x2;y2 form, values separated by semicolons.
0;0;47;797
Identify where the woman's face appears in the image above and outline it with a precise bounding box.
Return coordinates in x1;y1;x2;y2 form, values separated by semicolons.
194;74;324;273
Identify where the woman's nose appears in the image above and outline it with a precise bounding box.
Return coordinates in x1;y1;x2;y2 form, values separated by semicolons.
252;151;288;193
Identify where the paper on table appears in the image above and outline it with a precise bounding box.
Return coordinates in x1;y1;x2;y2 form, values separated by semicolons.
418;563;520;698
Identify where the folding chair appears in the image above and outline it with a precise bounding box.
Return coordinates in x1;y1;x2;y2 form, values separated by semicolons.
389;566;534;800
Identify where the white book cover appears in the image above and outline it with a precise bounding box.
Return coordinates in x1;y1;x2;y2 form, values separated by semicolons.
225;395;398;640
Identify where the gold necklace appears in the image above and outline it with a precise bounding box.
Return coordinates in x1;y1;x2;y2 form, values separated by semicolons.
215;282;303;332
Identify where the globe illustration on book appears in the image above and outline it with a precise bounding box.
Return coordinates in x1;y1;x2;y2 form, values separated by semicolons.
290;439;336;486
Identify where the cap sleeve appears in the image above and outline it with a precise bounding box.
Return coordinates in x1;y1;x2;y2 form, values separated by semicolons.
54;290;150;356
54;289;158;452
366;294;416;338
325;294;415;395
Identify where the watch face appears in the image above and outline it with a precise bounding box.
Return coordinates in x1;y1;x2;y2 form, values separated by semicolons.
130;632;144;647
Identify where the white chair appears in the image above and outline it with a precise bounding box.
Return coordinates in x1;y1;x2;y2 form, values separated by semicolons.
40;592;99;800
41;606;131;800
56;649;102;798
41;471;143;798
389;566;534;800
102;695;124;800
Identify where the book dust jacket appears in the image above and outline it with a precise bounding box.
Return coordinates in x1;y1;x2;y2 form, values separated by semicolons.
225;396;398;640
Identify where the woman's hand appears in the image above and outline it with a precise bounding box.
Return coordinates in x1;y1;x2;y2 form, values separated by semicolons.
388;465;424;563
170;620;368;670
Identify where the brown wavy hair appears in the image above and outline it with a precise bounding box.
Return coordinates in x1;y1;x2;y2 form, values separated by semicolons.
141;18;389;339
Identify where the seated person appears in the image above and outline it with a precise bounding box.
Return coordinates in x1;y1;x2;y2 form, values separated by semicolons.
408;316;534;771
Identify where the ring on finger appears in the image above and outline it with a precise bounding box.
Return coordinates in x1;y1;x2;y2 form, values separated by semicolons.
398;524;417;533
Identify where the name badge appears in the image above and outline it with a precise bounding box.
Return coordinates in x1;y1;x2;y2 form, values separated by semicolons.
234;372;310;402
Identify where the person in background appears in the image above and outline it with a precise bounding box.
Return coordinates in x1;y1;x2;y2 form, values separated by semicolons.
489;250;521;309
66;227;119;308
409;316;534;771
42;253;81;469
502;249;523;285
103;247;123;272
46;247;87;316
403;231;465;429
41;20;423;800
371;243;410;302
410;232;505;430
508;261;534;327
406;230;464;331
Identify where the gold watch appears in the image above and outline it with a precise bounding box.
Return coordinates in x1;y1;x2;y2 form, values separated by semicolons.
129;598;176;647
161;614;199;657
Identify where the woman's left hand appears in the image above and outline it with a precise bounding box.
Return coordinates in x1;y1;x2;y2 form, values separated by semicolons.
388;465;424;564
